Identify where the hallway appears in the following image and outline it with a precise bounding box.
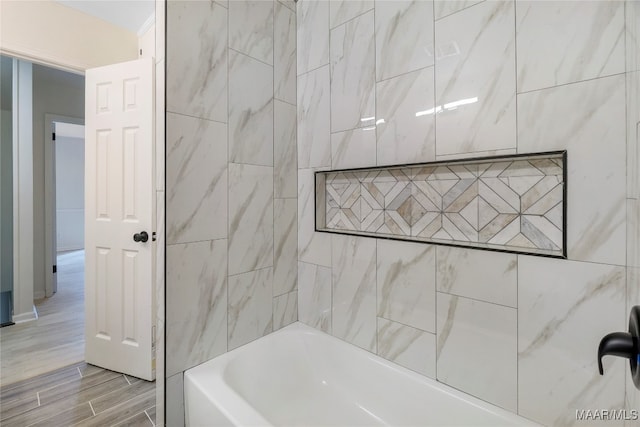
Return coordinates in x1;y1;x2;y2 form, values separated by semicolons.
1;250;85;385
0;250;156;426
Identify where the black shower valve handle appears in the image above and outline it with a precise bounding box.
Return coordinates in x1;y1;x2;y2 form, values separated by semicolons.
598;305;640;390
597;332;636;375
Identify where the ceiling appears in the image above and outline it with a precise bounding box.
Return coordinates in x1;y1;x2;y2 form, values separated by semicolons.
55;0;155;34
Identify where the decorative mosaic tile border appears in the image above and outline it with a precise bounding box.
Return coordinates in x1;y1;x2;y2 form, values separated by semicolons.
315;151;567;258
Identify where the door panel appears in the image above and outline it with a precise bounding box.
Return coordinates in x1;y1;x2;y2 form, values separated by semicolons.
85;58;155;381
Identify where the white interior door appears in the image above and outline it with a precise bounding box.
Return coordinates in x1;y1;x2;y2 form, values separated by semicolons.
85;58;155;381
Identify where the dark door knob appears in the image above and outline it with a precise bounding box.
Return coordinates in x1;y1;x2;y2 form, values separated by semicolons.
133;231;149;243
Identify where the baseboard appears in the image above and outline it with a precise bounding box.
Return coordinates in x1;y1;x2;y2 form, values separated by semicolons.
13;305;38;323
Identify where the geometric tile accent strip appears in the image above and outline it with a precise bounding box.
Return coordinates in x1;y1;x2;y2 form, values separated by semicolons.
317;151;567;258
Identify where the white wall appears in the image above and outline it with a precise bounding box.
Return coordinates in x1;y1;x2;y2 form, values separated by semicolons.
32;65;84;299
55;135;84;252
138;23;155;60
0;0;138;73
12;59;34;322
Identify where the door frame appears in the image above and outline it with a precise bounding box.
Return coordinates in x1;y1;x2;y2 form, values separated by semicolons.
44;113;84;298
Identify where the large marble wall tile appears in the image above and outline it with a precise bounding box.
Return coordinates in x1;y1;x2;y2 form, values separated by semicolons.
434;0;516;156
166;240;227;377
275;100;297;198
377;317;436;378
627;1;640;73
436;246;517;307
229;50;274;166
376;67;435;166
628;71;639;200
331;235;377;352
330;11;375;133
375;0;434;81
516;1;625;93
298;261;332;333
166;113;227;245
518;257;626;426
298;66;331;168
228;163;274;275
273;290;298;330
274;198;297;296
518;75;626;266
166;1;227;122
434;0;484;20
376;240;436;333
436;293;517;411
275;1;296;104
229;0;274;65
627;268;640;422
330;0;373;29
298;168;332;266
297;0;329;75
166;373;184;427
228;267;274;350
331;127;376;169
630;199;640;269
155;191;165;426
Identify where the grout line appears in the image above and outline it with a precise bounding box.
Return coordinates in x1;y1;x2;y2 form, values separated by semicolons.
435;290;517;310
298;62;329;79
77;367;83;378
516;71;627;96
433;0;438;160
373;2;378;167
165;110;228;125
124;374;132;386
166;237;226;247
375;64;435;85
89;401;96;417
227;0;231;355
434;0;486;22
377;314;436;335
229;47;274;68
329;5;374;31
516;254;520;413
274;97;296;108
145;409;156;426
36;392;41;406
273;0;277;332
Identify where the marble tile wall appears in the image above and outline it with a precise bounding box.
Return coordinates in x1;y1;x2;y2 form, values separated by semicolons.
166;1;297;425
297;0;639;425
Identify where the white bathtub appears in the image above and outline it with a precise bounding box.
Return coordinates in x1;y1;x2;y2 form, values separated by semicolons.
184;322;539;427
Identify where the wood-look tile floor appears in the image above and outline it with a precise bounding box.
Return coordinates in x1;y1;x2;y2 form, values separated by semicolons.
1;250;86;385
0;361;156;426
0;250;156;426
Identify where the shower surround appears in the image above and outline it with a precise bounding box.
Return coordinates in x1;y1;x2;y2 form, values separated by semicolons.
164;0;640;426
297;0;638;426
164;1;297;425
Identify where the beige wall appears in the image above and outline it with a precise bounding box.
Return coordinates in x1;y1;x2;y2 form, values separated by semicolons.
0;0;138;73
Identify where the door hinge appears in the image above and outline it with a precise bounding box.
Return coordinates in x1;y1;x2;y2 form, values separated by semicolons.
53;265;57;273
52;132;56;141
